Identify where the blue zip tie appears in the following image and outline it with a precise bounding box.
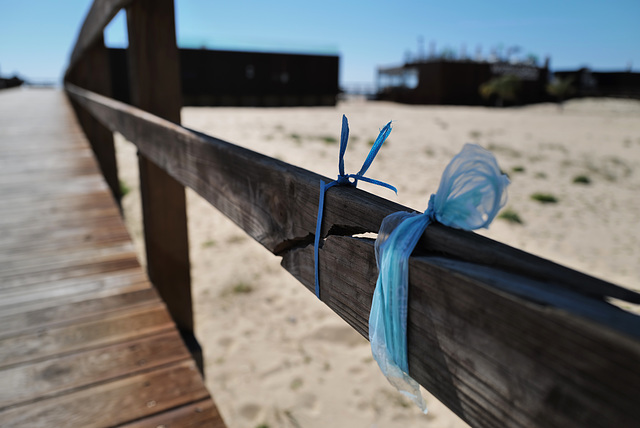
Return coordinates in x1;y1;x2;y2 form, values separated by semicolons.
314;115;397;299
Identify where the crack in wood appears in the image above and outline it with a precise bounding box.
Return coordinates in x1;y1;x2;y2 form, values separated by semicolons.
272;233;314;256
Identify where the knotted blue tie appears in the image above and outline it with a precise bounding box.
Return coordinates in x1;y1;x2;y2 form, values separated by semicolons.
314;115;396;298
369;143;509;412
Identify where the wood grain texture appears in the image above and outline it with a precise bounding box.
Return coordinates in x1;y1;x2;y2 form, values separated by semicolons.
67;34;120;204
126;0;194;336
117;399;226;428
0;360;209;428
0;251;141;290
67;0;133;74
0;88;223;427
281;236;640;428
0;269;148;315
0;288;159;339
0;305;173;369
0;331;190;409
0;242;137;278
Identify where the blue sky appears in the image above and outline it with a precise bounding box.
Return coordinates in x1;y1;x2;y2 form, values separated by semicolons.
1;0;638;86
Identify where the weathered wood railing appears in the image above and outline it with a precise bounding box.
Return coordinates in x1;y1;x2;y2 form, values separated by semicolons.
65;1;640;427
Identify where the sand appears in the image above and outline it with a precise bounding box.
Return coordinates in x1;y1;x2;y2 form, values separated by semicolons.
115;97;640;428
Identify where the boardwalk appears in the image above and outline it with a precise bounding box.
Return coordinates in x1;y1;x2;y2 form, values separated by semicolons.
0;88;225;427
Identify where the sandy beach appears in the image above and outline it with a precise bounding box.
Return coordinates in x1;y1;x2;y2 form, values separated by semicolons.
115;97;640;428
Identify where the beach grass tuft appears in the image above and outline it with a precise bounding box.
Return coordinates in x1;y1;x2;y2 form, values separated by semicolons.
290;378;304;390
469;130;482;140
498;208;524;224
119;179;131;197
319;135;338;144
231;282;253;294
573;174;591;184
202;239;216;248
531;193;559;204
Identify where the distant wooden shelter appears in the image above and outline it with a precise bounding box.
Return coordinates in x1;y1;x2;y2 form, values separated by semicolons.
0;75;23;90
554;68;640;99
377;59;549;106
108;47;340;107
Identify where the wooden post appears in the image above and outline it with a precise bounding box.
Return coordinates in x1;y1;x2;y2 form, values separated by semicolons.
67;35;120;206
125;0;202;373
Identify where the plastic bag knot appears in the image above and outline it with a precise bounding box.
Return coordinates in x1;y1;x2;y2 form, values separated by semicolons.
369;143;509;413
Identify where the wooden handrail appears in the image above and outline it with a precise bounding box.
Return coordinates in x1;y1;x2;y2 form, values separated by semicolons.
67;0;133;76
66;82;640;428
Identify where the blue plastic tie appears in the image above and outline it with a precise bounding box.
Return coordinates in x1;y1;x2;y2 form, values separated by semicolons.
314;115;396;298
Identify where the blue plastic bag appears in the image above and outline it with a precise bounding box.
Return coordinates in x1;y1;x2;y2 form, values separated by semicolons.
369;143;509;412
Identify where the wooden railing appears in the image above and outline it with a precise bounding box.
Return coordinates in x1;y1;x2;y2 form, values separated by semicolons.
64;1;640;427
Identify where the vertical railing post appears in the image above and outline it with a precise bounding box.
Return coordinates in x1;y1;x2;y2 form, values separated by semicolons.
125;0;203;374
66;35;120;205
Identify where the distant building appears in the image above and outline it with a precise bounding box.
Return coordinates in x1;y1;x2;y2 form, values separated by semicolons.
0;75;23;90
108;48;340;107
376;59;549;106
554;68;640;99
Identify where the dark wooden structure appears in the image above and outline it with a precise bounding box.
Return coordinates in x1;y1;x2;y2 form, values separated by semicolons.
555;68;640;99
377;59;549;105
0;76;24;90
0;88;225;426
2;0;639;425
108;47;340;107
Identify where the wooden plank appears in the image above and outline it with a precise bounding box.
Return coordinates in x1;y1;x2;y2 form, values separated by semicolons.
281;236;640;428
0;331;190;409
0;242;134;275
0;195;114;216
0;215;129;249
0;304;172;369
0;166;99;185
68;34;120;203
1;88;220;427
0;360;209;428
126;0;194;337
0;148;95;175
0;196;116;217
0;138;86;154
67;0;133;74
0;269;149;316
0;227;131;257
0;288;157;339
0;215;127;249
125;0;182;122
137;157;192;330
118;399;226;428
0;251;141;290
0;174;108;199
0;205;119;230
0;190;115;216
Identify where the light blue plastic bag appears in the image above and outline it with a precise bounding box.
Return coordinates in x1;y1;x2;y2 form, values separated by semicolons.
369;143;509;412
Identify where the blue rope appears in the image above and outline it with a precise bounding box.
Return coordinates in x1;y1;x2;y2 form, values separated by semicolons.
314;115;396;298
